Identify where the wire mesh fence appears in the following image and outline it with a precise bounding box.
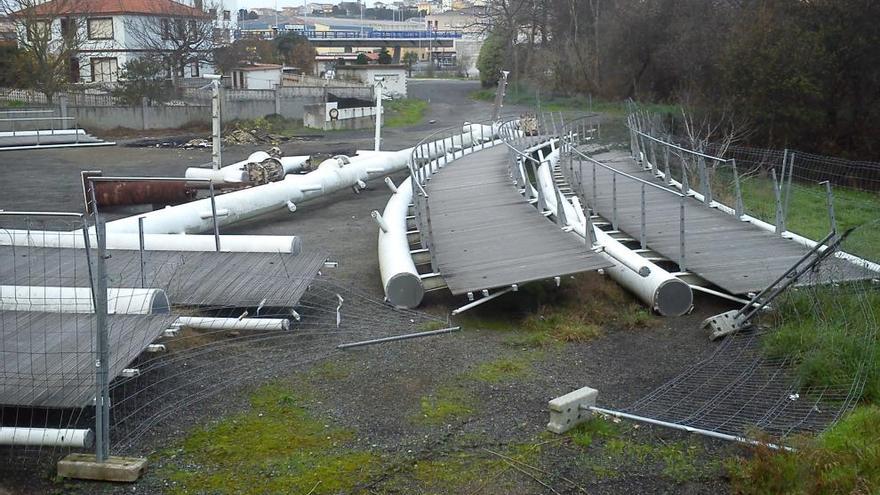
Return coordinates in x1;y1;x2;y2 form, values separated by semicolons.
624;230;879;441
0;210;448;471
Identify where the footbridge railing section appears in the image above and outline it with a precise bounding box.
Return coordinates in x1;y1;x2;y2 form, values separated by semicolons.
625;104;879;276
560;118;691;272
407;118;511;274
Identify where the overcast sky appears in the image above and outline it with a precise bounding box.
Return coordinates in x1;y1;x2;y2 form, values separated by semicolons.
237;1;382;9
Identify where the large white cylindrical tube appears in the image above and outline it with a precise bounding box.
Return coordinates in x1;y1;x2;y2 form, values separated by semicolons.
0;230;301;254
376;178;424;308
0;286;171;314
175;316;290;331
593;228;692;316
0;427;93;448
106;127;493;236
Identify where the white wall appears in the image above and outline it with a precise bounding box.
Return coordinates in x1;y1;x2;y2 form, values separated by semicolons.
337;67;407;98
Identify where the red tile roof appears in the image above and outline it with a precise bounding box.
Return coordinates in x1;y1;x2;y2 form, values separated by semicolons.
22;0;209;18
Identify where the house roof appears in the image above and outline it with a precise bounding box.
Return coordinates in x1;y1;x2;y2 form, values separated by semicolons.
233;63;283;71
20;0;209;18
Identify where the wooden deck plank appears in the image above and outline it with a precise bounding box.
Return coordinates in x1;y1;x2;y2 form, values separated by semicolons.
424;145;609;295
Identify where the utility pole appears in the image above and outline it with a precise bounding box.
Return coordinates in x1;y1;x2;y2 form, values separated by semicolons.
207;74;222;170
374;78;384;151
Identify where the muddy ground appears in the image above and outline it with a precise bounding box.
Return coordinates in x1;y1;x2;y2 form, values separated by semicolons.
0;80;741;494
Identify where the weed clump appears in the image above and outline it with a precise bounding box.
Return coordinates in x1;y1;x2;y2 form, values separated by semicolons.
727;406;880;494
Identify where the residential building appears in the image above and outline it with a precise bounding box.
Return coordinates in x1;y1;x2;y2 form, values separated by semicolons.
230;63;282;89
14;0;216;83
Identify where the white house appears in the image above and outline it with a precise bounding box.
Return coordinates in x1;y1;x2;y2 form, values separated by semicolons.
230;63;282;90
15;0;217;84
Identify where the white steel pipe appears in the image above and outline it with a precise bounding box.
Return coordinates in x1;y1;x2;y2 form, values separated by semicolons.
106;126;496;236
0;286;171;315
375;178;424;308
185;152;311;185
0;230;302;254
593;228;693;316
0;427;93;448
174;316;290;331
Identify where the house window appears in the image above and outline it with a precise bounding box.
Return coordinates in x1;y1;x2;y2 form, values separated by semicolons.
90;57;118;82
161;18;171;40
223;10;231;21
60;18;74;39
69;57;80;83
87;18;113;40
177;63;185;78
27;20;51;41
209;8;217;17
188;20;197;35
191;61;200;77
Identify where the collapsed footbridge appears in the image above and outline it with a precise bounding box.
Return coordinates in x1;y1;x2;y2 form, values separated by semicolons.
377;112;879;315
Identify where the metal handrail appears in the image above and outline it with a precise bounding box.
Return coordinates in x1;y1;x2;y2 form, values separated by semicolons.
627;120;733;164
569;147;685;198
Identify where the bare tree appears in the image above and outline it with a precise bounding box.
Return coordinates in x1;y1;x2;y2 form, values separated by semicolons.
124;1;218;85
2;0;87;100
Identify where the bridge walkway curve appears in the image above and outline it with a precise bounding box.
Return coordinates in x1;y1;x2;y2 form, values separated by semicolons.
424;145;610;296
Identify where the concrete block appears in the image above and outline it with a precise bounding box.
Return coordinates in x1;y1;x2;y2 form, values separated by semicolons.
547;386;599;434
57;454;147;482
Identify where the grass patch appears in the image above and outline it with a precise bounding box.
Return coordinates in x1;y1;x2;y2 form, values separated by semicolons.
569;415;622;448
383;98;427;128
738;174;880;261
159;382;381;494
761;283;880;402
727;406;880;494
460;273;656;348
416;385;474;424
566;414;717;483
397;442;541;493
467;355;532;383
470;85;678;116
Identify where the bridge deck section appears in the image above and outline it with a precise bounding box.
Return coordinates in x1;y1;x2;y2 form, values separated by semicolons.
1;312;174;407
425;145;610;295
574;149;875;294
0;247;327;308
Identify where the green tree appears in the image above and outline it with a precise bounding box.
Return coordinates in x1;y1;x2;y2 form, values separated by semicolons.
274;32;316;72
477;30;507;88
377;48;392;65
111;57;173;105
402;51;419;77
356;53;369;65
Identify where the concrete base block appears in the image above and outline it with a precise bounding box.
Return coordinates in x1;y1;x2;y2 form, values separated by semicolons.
547;386;599;434
57;454;147;482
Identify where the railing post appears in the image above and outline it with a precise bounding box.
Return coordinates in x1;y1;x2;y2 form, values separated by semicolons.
823;181;837;236
731;159;744;218
640;183;646;250
664;138;671;185
681;156;690;195
138;217;146;288
612;173;618;230
591;160;597;211
771;168;784;234
208;181;221;252
698;156;710;205
784;152;795;227
679;194;686;271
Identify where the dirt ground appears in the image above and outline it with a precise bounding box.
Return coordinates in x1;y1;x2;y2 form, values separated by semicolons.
0;80;742;494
